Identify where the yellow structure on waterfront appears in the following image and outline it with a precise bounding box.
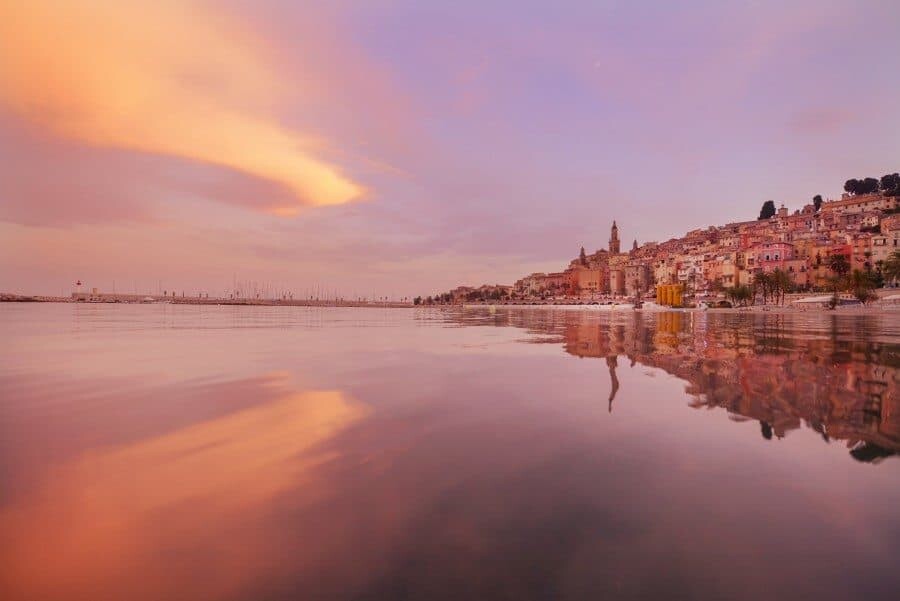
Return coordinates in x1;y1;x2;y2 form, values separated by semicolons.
656;284;684;307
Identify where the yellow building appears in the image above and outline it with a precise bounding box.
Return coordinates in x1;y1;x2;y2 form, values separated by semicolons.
656;284;684;307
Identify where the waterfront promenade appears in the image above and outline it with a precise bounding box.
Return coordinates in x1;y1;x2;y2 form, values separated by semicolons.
456;287;899;308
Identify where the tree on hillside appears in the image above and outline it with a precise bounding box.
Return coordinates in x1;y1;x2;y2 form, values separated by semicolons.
758;200;776;220
828;253;851;277
862;177;880;194
844;177;881;195
881;172;900;196
813;194;823;212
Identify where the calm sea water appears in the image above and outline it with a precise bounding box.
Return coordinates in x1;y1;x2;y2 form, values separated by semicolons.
1;303;899;600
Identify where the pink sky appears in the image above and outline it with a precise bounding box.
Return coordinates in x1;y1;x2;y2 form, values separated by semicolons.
2;0;899;297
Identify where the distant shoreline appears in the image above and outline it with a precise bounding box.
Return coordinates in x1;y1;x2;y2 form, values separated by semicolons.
0;293;414;309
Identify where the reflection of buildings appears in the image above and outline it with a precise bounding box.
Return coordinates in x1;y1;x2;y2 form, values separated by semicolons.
445;309;900;463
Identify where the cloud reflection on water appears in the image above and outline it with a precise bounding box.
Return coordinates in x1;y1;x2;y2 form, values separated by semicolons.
0;375;367;601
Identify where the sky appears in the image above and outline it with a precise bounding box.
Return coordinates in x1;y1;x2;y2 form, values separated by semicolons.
1;0;899;298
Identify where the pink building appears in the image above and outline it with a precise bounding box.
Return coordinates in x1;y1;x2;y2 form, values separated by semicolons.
747;242;794;271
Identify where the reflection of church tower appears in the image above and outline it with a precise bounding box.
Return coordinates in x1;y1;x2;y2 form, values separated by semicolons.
609;221;620;254
606;355;619;412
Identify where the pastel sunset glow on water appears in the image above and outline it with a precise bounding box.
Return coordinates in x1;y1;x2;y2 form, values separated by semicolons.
1;304;898;600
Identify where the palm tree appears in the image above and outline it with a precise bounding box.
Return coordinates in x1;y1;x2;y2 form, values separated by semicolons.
849;269;876;304
771;269;793;305
725;284;752;307
883;250;900;286
725;287;738;306
753;272;772;305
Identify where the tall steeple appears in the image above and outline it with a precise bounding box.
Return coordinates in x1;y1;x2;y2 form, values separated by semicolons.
632;239;638;252
609;220;620;254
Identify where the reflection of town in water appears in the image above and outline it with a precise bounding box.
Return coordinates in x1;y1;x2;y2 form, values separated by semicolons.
447;309;900;463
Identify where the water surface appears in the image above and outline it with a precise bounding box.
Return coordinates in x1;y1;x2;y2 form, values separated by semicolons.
1;304;899;600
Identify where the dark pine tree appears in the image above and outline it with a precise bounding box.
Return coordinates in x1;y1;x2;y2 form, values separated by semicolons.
844;179;860;195
758;200;776;220
880;172;900;196
861;177;880;195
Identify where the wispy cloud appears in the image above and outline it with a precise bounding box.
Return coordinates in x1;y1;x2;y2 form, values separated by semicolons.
0;1;364;215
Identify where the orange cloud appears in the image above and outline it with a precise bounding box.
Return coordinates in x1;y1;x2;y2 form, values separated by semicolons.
0;1;364;213
0;379;369;601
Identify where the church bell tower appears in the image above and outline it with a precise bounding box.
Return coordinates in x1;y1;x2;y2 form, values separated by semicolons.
609;221;620;254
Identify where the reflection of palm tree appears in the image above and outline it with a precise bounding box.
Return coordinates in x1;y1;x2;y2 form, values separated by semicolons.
606;355;619;412
809;419;829;443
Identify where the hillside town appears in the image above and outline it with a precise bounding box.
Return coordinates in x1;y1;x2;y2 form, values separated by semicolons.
424;173;900;305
